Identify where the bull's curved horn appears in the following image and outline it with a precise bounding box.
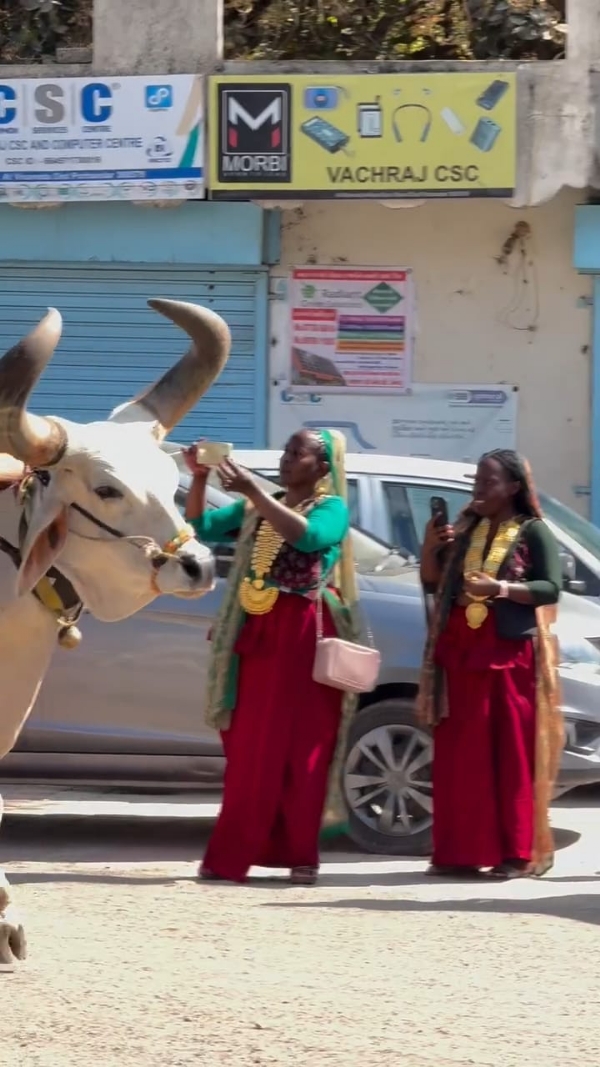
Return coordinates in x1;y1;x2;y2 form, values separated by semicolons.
0;308;68;467
131;299;231;437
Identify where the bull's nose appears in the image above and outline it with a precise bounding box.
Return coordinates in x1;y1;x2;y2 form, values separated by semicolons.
180;551;214;587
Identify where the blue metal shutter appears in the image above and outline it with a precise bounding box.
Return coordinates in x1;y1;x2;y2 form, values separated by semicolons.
0;264;267;447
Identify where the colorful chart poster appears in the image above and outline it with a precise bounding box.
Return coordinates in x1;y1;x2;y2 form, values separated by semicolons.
289;267;414;393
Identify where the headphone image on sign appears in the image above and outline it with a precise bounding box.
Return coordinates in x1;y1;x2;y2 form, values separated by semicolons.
392;104;433;144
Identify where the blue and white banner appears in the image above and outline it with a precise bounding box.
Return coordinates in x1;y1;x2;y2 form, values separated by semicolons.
0;74;204;202
270;383;518;461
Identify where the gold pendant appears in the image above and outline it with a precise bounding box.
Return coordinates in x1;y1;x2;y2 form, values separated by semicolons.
466;601;489;629
239;577;279;615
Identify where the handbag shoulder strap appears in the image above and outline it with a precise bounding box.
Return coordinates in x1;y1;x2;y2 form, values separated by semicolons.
316;582;375;649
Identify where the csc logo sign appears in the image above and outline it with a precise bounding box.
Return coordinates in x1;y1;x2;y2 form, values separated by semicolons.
0;82;114;127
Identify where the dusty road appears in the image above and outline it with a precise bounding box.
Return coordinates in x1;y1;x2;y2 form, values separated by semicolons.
2;788;600;1067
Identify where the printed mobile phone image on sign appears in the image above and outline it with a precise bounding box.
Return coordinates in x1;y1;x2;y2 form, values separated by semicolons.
475;79;510;112
216;82;292;183
300;116;350;154
208;72;516;199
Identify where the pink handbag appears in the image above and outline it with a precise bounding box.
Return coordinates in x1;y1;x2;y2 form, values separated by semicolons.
312;593;381;694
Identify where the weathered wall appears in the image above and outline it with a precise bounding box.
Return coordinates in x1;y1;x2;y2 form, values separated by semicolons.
0;0;222;78
94;0;222;74
271;188;591;510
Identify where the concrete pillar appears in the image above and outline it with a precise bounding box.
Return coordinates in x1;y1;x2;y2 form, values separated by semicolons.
567;0;600;64
93;0;223;74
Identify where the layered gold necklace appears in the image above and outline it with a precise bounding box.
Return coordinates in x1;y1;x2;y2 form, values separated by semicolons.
463;516;521;629
239;497;315;615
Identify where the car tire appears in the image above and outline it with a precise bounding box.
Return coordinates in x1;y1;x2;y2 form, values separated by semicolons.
342;699;433;857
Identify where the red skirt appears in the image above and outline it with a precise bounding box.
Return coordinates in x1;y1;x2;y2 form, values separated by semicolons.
432;606;536;868
202;592;343;882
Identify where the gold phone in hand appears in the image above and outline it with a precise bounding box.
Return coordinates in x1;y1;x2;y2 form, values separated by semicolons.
196;442;233;466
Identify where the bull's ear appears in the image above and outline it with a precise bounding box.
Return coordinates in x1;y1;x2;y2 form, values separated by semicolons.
17;504;68;597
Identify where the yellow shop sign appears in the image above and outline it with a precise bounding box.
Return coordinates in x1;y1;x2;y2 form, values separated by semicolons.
208;72;516;200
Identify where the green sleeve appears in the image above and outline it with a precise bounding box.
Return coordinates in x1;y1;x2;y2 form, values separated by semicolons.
523;519;562;605
189;499;245;543
293;496;349;554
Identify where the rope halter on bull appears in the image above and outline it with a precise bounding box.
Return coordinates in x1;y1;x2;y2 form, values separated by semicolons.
7;470;197;649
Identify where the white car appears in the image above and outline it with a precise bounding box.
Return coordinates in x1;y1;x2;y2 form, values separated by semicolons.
232;450;600;602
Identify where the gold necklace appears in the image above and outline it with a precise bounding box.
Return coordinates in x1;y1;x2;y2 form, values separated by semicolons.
239;498;313;615
463;516;521;629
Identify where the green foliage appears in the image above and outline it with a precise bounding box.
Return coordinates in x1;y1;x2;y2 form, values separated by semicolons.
224;0;566;61
0;0;92;63
0;0;565;64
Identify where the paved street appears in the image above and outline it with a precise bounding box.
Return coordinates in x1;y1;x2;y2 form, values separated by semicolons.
2;787;600;1067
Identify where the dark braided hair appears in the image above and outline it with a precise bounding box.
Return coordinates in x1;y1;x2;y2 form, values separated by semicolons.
479;449;543;520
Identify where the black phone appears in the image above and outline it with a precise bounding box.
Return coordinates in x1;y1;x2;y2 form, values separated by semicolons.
430;496;449;528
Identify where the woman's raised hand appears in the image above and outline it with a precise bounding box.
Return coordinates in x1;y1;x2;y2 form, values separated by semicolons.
422;516;455;555
183;442;210;478
217;458;258;498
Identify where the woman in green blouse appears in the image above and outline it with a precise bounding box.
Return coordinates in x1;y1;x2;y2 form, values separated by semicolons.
185;429;359;885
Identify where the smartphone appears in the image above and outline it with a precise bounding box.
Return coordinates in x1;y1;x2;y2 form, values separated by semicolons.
196;442;233;466
430;496;449;528
300;116;350;154
476;79;510;112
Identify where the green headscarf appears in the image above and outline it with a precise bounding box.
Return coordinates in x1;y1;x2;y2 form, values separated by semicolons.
315;428;358;613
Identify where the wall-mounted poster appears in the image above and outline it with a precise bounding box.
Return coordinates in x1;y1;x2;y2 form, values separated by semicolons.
269;385;518;462
289;266;414;394
209;72;517;200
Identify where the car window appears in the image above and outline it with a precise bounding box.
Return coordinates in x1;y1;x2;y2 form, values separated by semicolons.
380;482;419;556
404;485;472;547
346;478;359;527
539;492;600;561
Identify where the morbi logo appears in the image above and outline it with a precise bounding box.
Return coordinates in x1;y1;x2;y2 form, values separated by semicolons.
227;98;282;146
217;83;292;186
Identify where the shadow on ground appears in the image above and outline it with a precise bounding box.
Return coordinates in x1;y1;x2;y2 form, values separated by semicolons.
262;892;600;927
0;809;588;894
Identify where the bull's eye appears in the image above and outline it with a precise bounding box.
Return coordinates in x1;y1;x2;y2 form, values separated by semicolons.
95;485;123;501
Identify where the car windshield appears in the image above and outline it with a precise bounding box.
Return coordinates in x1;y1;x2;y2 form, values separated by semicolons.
175;455;412;578
538;492;600;561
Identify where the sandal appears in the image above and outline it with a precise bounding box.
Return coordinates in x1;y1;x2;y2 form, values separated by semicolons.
425;864;482;878
487;859;531;880
290;866;318;886
197;864;224;881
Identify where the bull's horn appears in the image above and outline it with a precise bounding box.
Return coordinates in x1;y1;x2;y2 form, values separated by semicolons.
0;308;68;467
135;299;231;437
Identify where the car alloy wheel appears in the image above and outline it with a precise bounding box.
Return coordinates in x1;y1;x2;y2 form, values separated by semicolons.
343;700;433;855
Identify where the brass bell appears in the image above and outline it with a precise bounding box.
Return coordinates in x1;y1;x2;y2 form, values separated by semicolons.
58;625;82;650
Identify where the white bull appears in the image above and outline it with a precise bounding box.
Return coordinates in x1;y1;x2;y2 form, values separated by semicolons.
0;298;231;964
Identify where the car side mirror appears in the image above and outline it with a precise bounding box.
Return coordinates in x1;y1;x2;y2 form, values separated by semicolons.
566;578;587;595
559;548;575;580
559;548;586;594
212;542;234;579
